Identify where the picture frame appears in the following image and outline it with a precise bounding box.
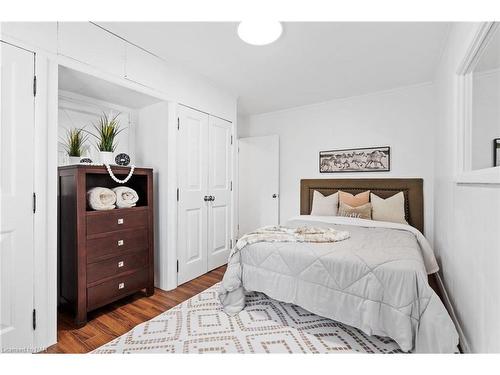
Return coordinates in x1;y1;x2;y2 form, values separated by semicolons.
319;146;391;173
494;138;500;167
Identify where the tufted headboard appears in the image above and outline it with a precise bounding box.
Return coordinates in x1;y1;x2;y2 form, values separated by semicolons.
300;178;424;233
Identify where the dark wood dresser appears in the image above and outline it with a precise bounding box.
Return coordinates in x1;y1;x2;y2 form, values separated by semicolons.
58;165;154;326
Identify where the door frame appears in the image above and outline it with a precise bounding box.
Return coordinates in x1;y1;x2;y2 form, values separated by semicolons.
237;134;280;237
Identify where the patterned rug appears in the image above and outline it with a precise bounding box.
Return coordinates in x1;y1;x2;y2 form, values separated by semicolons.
93;283;403;354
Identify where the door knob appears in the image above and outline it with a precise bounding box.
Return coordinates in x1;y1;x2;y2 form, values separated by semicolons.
272;194;278;198
203;195;210;202
211;195;216;201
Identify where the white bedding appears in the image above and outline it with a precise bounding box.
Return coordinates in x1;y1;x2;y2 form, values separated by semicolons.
219;215;459;353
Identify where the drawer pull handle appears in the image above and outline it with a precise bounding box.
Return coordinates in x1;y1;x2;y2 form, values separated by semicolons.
118;261;124;268
117;218;124;225
117;240;124;246
118;282;125;290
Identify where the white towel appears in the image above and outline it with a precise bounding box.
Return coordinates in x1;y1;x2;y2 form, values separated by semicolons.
112;186;139;208
87;187;116;211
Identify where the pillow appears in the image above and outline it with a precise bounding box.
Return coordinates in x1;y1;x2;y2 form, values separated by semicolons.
370;192;408;224
338;202;372;220
310;190;339;216
339;190;370;207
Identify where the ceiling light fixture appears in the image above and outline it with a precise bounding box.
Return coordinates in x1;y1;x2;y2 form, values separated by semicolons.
237;21;283;46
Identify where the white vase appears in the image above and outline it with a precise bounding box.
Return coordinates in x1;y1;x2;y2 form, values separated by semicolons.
68;156;81;165
99;151;115;165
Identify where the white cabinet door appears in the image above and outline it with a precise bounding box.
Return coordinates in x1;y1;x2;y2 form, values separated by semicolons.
207;116;232;270
177;106;209;285
0;42;35;352
58;22;126;76
238;135;280;235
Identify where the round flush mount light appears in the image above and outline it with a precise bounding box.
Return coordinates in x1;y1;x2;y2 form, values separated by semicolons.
237;21;283;46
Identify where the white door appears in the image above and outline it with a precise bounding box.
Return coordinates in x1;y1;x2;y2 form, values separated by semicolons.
0;42;35;352
177;106;209;285
238;135;280;236
207;116;232;271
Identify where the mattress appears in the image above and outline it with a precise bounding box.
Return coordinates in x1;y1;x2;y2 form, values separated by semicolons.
219;215;459;353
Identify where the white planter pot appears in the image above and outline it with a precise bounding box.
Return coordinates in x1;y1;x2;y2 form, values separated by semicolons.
68;156;81;165
99;151;115;165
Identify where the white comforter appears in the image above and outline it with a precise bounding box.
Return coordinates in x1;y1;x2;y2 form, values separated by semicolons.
219;216;459;353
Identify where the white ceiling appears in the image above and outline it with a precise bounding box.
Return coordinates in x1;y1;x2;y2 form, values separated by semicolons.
98;22;450;115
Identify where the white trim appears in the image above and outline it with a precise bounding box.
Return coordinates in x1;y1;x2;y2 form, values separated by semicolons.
33;56;59;351
456;22;500;184
456;23;498;76
435;273;470;353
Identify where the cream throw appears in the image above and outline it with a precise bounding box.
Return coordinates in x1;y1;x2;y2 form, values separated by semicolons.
87;187;116;211
112;186;139;208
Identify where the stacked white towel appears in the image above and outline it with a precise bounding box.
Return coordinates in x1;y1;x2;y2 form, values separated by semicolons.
112;186;139;208
87;187;116;211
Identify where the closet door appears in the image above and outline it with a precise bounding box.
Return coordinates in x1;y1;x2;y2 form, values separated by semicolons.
177;106;209;285
0;42;35;352
207;116;232;271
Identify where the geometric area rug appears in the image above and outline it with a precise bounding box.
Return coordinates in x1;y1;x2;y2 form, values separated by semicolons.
92;283;403;354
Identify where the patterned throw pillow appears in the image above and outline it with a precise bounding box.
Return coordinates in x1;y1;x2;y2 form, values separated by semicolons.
338;202;372;220
338;190;370;207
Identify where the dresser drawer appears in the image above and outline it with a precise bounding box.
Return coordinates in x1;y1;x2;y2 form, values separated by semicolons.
87;228;148;263
87;267;148;311
87;251;148;285
86;208;148;236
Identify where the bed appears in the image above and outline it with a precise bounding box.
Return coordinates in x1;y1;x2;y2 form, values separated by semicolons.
219;178;459;353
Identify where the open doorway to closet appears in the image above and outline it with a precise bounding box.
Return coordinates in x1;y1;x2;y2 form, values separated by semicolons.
56;65;170;326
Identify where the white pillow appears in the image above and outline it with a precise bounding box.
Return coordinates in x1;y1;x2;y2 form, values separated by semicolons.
310;190;339;216
370;192;408;224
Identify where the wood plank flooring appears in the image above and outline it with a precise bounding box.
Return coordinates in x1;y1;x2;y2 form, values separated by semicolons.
44;265;226;354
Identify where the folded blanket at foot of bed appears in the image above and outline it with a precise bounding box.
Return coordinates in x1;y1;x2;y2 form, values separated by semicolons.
112;186;139;208
87;187;116;210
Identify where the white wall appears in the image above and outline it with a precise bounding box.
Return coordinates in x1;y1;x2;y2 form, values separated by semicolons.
471;70;500;170
434;23;500;353
58;92;133;165
239;84;436;241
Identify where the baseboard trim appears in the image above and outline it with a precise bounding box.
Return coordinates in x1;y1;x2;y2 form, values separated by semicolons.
435;272;470;353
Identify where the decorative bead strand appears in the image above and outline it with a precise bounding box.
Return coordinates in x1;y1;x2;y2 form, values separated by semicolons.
105;164;135;184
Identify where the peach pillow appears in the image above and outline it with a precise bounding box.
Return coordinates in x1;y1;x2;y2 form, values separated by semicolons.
338;190;370;207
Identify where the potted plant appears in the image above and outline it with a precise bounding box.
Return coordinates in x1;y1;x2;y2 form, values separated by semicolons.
89;113;123;165
60;127;88;164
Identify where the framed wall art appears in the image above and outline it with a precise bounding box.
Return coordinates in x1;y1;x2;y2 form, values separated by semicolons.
319;146;391;173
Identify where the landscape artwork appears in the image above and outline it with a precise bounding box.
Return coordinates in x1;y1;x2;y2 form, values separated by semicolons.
319;146;391;173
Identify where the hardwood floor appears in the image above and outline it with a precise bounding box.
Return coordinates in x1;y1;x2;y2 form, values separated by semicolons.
44;265;226;354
